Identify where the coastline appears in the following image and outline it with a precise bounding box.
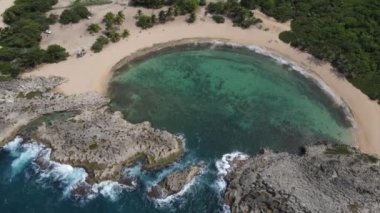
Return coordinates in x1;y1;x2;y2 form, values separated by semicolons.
23;8;380;155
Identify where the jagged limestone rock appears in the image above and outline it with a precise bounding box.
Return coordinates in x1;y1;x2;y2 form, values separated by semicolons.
148;164;202;199
0;77;109;145
0;77;184;183
34;109;184;182
224;144;380;213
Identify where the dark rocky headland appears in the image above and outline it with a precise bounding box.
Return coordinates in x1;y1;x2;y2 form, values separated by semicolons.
224;144;380;212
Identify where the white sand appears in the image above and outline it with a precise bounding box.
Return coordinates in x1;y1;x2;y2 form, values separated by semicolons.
24;5;380;155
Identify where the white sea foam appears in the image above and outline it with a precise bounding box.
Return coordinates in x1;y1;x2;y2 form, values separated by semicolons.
36;150;88;196
3;137;45;177
209;40;356;128
154;167;204;207
3;136;24;155
93;181;131;201
214;152;249;213
214;152;248;193
2;137;134;202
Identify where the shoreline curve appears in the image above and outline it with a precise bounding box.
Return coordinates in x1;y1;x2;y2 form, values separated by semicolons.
23;9;380;155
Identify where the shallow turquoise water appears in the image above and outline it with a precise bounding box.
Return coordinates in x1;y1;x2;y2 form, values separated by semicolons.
0;46;353;212
109;47;352;157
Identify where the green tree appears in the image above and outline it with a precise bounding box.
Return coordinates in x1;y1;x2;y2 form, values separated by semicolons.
91;36;109;53
212;15;225;24
87;23;101;34
187;12;196;23
44;44;69;63
19;48;46;68
59;5;90;24
136;14;154;29
106;30;120;43
103;12;116;30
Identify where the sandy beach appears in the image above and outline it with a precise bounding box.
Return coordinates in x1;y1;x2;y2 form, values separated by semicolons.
20;4;380;155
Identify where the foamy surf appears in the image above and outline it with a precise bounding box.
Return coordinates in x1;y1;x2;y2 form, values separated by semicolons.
93;181;131;201
3;136;44;177
153;167;204;207
2;137;134;202
214;152;249;213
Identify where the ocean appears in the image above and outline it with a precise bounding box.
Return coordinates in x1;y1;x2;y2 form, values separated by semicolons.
0;44;353;212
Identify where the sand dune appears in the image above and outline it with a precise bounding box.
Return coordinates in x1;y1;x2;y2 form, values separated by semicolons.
20;5;380;155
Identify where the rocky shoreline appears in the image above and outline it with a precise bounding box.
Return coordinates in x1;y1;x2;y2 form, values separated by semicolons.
0;77;184;182
148;164;203;199
224;144;380;212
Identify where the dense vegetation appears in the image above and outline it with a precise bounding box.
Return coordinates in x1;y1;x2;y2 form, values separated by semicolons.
131;0;200;17
241;0;380;100
136;13;155;29
59;4;91;24
206;0;262;28
0;0;68;77
131;0;199;11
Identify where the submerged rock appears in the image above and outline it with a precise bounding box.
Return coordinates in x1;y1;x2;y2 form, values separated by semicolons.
148;164;202;199
224;144;380;212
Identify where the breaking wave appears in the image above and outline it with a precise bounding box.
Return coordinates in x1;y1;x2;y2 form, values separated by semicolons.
214;152;249;213
2;137;134;202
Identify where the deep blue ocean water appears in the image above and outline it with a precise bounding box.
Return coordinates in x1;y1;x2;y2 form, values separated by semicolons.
0;45;353;212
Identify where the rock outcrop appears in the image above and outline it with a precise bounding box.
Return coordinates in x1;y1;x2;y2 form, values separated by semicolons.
224;144;380;213
0;77;108;144
148;164;202;199
0;77;184;182
35;109;183;181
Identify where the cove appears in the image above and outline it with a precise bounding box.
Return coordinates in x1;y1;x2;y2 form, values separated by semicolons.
0;44;355;213
109;44;353;159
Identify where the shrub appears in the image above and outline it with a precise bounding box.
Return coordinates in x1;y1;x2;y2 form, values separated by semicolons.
121;29;129;38
212;15;225;23
59;9;81;24
106;30;120;43
47;13;59;24
240;0;257;10
19;47;47;68
59;5;90;24
87;23;101;34
279;31;296;44
186;12;196;23
0;47;20;61
0;62;19;77
44;44;69;63
159;10;166;23
177;0;199;14
91;36;109;52
136;14;154;29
